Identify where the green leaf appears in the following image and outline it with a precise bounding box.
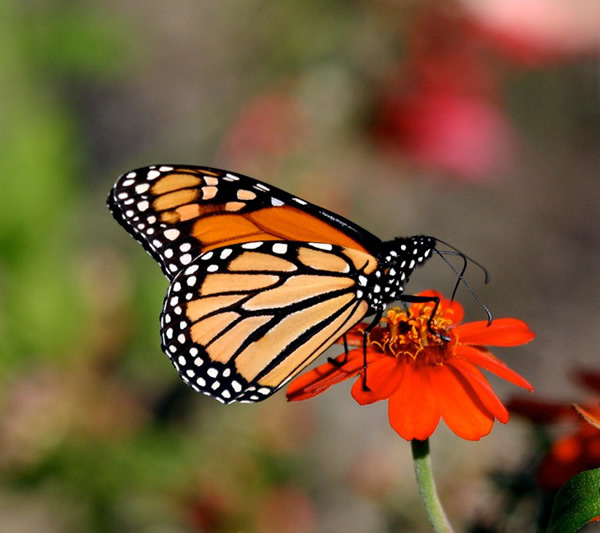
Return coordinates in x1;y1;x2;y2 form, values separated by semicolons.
547;469;600;533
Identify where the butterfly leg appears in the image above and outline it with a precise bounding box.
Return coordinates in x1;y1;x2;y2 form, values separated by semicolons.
360;309;384;391
328;334;350;367
397;294;449;342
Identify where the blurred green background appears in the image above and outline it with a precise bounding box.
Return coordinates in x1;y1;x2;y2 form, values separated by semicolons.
1;1;599;531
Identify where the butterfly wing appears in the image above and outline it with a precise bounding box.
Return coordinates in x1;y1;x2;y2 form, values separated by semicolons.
108;165;382;280
160;240;379;403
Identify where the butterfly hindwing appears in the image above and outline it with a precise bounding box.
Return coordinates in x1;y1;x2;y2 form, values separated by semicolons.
159;240;378;403
108;165;382;280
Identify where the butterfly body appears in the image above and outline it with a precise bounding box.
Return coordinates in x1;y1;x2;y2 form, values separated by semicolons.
108;165;436;403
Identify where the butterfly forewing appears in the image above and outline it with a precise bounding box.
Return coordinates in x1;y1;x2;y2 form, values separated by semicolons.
160;241;376;403
108;165;381;280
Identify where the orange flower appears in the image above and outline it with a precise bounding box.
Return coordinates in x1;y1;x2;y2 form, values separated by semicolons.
287;291;535;441
508;370;600;490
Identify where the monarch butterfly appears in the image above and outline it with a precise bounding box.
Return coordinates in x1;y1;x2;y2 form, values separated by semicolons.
108;165;444;404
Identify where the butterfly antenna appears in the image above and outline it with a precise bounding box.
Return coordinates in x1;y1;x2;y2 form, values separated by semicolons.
440;249;468;302
434;247;493;326
435;237;490;284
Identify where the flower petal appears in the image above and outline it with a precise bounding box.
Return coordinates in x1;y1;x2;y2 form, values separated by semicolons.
351;378;381;405
444;298;464;326
573;404;600;431
447;359;509;423
286;349;365;401
454;318;535;346
351;350;407;404
388;363;440;440
363;356;405;400
435;364;495;440
453;344;533;391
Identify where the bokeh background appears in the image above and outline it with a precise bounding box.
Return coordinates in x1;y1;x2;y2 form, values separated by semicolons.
2;1;600;531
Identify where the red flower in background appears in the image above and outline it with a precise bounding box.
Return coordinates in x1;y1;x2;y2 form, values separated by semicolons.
219;85;306;174
574;404;600;432
371;10;516;181
462;0;600;65
508;370;600;490
374;88;515;180
287;291;534;441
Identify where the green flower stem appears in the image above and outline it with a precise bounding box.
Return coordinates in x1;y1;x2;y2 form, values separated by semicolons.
411;438;454;533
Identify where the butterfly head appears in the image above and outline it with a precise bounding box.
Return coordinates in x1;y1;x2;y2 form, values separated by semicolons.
370;236;436;307
383;235;436;269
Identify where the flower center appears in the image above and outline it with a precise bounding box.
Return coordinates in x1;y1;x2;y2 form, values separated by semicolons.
369;305;455;365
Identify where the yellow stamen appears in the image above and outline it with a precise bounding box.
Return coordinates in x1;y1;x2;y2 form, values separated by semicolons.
367;305;455;362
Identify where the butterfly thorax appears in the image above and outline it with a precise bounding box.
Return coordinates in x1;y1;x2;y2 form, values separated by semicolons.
366;236;437;311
